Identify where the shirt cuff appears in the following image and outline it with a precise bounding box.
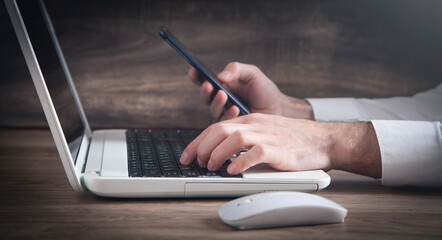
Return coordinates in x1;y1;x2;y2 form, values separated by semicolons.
306;98;370;122
372;120;442;187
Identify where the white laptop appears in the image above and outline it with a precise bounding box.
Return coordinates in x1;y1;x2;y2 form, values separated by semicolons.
5;0;330;197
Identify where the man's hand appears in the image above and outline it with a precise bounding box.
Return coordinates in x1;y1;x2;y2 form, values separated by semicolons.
188;62;314;121
180;113;382;178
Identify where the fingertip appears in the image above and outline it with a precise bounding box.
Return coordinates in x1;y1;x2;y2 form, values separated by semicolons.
217;71;232;82
197;157;207;168
228;147;264;175
219;62;244;83
210;90;229;121
181;140;199;166
179;151;189;165
188;67;195;78
216;90;228;103
188;68;203;86
227;163;239;175
200;81;214;105
229;106;240;117
202;81;214;92
207;161;215;171
219;106;240;121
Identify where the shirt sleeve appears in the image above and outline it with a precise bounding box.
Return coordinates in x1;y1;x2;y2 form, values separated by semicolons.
306;83;442;122
372;120;442;187
306;83;442;187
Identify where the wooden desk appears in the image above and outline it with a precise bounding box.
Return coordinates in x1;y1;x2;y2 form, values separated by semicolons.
1;129;441;239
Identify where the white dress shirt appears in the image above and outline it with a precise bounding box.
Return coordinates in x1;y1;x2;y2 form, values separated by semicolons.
307;83;442;187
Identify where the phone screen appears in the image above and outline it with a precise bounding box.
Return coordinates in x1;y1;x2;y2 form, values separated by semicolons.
159;27;250;115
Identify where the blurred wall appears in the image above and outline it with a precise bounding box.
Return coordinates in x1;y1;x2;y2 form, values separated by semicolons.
1;0;441;129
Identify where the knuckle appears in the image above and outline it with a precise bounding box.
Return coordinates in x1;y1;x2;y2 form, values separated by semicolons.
254;144;268;156
235;156;253;172
253;112;264;118
235;161;247;172
196;144;211;161
206;124;215;133
248;64;259;71
233;130;247;147
216;123;231;136
243;112;261;122
228;61;241;71
247;113;257;121
196;145;205;158
209;150;223;166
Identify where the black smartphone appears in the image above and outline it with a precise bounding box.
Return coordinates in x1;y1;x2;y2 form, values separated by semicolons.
159;27;251;115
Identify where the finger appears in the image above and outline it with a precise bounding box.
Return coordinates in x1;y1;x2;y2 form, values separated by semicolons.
218;62;262;85
215;112;263;126
188;68;204;86
200;81;214;106
207;129;257;171
227;144;270;175
195;122;244;165
219;105;240;122
180;126;214;166
210;90;228;121
220;113;268;126
180;114;263;167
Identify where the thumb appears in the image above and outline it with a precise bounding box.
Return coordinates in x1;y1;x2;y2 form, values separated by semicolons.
217;62;262;85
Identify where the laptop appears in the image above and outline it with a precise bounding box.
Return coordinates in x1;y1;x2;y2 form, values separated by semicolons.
5;0;330;197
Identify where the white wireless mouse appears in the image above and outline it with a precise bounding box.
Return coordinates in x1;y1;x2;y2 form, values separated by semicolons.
218;191;347;230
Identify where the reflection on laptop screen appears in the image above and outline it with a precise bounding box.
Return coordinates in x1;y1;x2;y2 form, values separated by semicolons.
18;0;85;161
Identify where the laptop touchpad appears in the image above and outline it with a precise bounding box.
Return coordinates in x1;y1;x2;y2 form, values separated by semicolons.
242;163;322;180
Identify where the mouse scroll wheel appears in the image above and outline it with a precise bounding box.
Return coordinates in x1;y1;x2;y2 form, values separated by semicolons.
237;198;253;206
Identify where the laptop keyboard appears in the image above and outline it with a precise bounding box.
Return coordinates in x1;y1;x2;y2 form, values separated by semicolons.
126;130;242;178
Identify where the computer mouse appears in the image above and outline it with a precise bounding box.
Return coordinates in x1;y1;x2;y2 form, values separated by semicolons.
218;191;347;230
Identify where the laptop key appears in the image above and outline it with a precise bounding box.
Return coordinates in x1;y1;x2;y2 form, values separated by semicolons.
136;131;152;142
151;130;181;140
220;169;242;178
179;165;196;172
181;169;201;177
163;171;182;177
143;170;162;177
143;165;160;172
127;130;243;178
198;167;221;177
162;167;179;172
204;171;222;177
130;170;142;177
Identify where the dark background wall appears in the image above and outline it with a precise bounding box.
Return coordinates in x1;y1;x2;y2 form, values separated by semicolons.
1;0;441;129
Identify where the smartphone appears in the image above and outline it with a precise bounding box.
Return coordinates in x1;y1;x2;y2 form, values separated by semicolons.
159;27;251;115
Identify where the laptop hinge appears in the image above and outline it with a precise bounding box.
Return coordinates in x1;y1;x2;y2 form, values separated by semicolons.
81;136;93;173
83;131;106;174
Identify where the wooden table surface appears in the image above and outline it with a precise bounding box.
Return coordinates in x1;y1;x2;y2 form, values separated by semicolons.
0;129;441;239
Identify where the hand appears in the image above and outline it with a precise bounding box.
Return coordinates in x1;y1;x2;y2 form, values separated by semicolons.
180;113;382;178
188;62;314;121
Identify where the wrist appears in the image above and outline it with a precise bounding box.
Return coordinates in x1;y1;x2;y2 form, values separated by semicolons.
329;122;382;178
282;95;314;120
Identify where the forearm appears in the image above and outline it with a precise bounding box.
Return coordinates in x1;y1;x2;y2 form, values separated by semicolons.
329;122;382;178
280;95;382;177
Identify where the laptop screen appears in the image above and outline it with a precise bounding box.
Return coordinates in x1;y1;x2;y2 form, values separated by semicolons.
17;0;86;162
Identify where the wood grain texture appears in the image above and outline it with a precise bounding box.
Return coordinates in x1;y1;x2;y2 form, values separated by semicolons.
0;129;441;240
1;0;442;128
